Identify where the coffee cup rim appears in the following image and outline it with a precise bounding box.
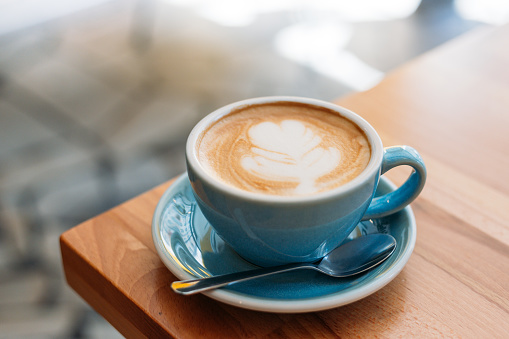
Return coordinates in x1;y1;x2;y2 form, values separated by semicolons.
186;96;383;204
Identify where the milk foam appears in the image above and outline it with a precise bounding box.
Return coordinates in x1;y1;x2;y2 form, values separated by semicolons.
242;120;341;194
197;102;371;196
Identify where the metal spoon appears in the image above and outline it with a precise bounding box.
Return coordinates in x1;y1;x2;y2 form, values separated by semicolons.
171;233;396;295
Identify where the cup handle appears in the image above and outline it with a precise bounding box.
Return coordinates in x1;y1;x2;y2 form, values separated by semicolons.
361;146;426;220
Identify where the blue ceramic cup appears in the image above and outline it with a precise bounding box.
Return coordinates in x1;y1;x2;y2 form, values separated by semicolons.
186;97;426;266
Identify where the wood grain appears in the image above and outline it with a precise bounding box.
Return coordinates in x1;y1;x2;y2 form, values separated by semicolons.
61;24;509;338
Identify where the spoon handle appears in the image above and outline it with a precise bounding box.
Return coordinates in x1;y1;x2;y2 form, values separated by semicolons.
171;262;316;295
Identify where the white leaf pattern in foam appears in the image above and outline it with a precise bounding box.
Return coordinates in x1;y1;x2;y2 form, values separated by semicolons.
242;120;341;194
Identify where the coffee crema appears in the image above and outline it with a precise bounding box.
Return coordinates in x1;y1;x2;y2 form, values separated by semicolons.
196;102;371;196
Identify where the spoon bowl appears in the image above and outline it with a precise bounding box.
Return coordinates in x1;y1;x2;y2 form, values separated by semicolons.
172;234;396;295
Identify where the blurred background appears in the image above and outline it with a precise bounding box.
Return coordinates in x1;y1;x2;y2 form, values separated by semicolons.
0;0;508;337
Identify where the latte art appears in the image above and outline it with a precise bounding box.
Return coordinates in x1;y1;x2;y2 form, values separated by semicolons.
197;102;371;196
242;120;341;194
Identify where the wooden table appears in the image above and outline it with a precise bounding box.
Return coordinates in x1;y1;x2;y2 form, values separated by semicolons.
60;25;509;338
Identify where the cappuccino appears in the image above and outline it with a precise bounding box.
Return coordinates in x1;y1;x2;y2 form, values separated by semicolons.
196;102;371;196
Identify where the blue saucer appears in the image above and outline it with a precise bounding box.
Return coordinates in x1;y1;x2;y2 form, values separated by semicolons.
152;174;416;313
